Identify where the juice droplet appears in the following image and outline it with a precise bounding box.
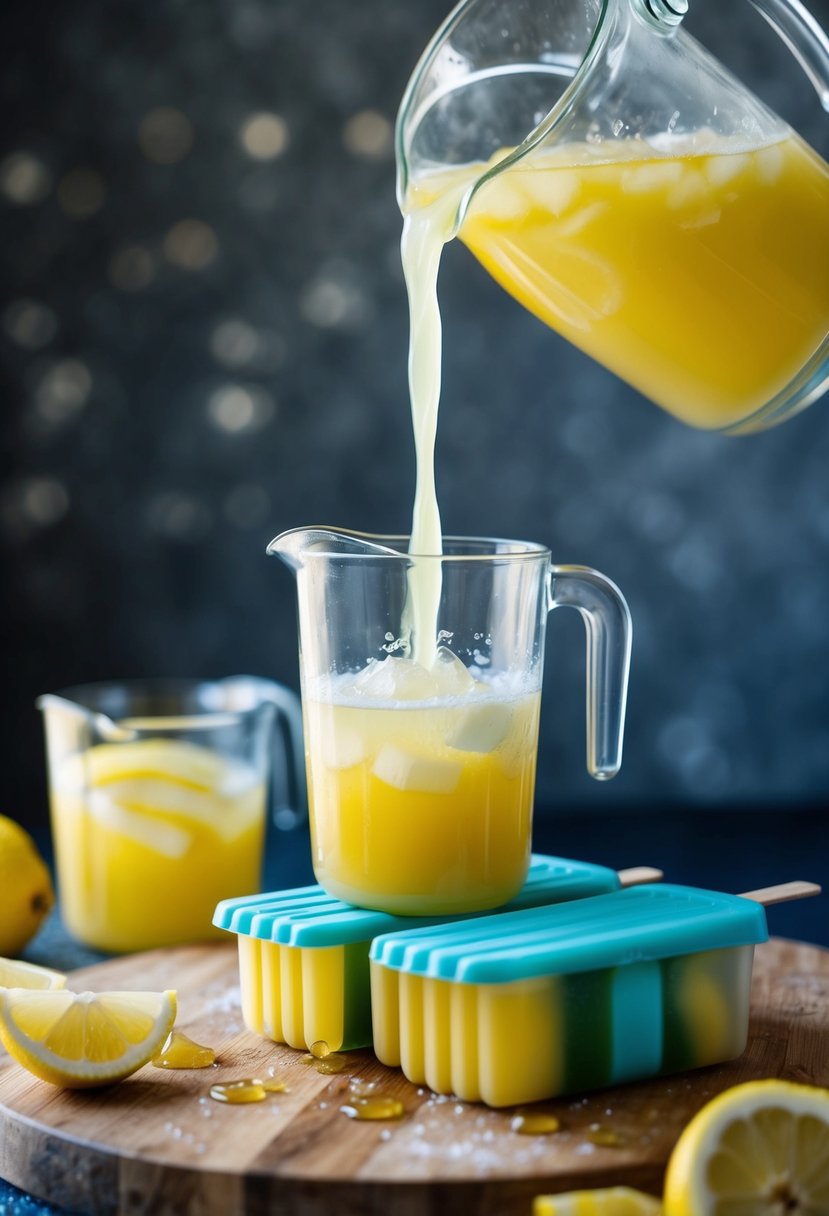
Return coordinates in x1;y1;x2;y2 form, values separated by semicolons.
340;1094;405;1121
510;1112;561;1135
152;1030;216;1070
586;1122;625;1147
209;1079;267;1105
262;1076;288;1093
300;1045;347;1074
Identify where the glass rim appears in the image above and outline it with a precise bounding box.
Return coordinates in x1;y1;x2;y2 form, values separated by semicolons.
271;527;552;562
36;676;281;729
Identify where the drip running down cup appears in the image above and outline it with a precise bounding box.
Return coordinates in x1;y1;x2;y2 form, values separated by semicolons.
270;528;631;916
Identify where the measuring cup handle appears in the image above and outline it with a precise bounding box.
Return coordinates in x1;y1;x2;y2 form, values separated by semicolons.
548;565;632;780
266;684;307;830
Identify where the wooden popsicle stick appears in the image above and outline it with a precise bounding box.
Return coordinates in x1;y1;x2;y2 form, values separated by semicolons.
739;881;822;906
617;866;663;887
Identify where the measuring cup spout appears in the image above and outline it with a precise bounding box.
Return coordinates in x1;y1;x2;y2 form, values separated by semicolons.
267;527;404;571
36;693;136;742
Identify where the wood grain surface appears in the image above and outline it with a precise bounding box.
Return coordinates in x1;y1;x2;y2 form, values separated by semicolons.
0;937;827;1216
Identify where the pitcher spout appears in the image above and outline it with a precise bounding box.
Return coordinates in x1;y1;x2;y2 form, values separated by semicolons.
267;527;404;570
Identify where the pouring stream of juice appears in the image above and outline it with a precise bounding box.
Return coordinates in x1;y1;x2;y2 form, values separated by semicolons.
401;129;829;657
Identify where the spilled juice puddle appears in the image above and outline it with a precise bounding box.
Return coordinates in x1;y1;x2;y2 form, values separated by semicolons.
300;1040;348;1075
510;1112;561;1135
152;1030;216;1069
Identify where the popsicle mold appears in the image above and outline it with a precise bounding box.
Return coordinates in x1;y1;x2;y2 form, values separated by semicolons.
368;884;768;1107
213;854;620;1051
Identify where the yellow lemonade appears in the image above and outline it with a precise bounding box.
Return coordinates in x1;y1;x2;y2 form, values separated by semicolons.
48;739;266;952
304;660;541;914
410;133;829;430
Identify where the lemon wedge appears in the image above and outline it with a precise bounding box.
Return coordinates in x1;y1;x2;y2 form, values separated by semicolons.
0;957;66;990
663;1079;829;1216
534;1188;662;1215
0;987;176;1087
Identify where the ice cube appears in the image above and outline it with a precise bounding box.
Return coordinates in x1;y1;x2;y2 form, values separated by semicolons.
621;161;683;195
470;179;530;224
524;168;580;216
353;657;436;702
704;153;748;188
321;727;365;770
755;143;783;185
446;702;511;753
666;169;707;210
556;201;608;239
429;647;479;698
372;745;462;794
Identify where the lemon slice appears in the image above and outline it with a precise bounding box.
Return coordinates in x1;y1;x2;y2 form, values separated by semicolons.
534;1188;662;1215
663;1079;829;1216
0;957;66;990
0;988;176;1087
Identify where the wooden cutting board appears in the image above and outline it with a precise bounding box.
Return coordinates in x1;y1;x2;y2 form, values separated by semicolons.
0;937;827;1216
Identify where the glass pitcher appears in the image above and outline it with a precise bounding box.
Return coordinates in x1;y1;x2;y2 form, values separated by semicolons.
270;528;631;916
38;677;305;952
397;0;829;432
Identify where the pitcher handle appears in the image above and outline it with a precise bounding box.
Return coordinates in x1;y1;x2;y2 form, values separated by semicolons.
548;566;632;781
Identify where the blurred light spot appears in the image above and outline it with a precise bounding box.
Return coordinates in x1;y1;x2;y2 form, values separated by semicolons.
2;299;58;349
21;478;70;525
109;245;156;291
658;714;732;797
57;168;106;219
629;489;684;543
224;483;271;528
342;110;393;159
146;491;212;541
299;263;372;331
669;538;723;592
138;107;194;165
209;319;260;367
562;411;607;457
274;806;302;831
0;152;52;205
239;112;290;160
163;219;218;270
207;383;275;433
2;477;69;541
34;359;92;423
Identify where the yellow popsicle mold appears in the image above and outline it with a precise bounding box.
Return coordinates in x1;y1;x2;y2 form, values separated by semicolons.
214;854;621;1052
369;885;767;1106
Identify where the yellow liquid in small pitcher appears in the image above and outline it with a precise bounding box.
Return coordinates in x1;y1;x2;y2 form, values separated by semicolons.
49;739;266;952
305;675;540;914
409;134;829;430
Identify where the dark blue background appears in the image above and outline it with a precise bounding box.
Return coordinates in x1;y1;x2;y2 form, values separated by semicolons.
0;5;828;1211
1;0;828;1061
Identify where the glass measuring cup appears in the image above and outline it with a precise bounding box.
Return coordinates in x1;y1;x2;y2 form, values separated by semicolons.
398;0;829;432
270;528;631;916
37;677;305;952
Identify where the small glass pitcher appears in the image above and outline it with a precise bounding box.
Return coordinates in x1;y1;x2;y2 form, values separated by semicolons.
37;677;305;952
398;0;829;432
270;528;631;916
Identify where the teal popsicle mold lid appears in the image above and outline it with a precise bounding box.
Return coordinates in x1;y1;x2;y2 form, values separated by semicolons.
369;884;769;984
212;854;620;949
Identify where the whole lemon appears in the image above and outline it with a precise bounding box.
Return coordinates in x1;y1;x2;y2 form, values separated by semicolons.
0;816;55;956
